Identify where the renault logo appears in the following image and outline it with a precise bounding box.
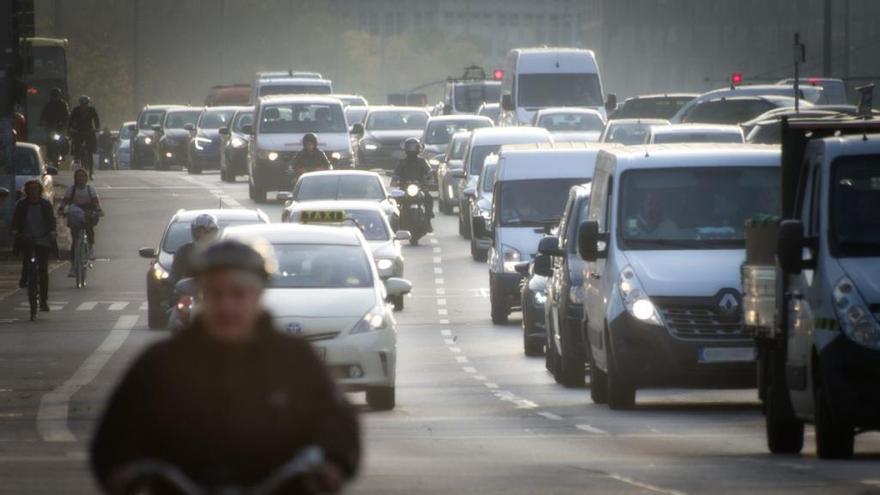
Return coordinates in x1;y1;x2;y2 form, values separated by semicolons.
716;290;741;316
286;322;303;335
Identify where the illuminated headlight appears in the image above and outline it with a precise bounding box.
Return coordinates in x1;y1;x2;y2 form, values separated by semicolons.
406;184;420;197
51;132;62;141
165;151;173;158
193;137;211;151
833;277;880;350
230;136;245;148
363;142;379;151
144;137;153;145
376;259;394;271
534;290;547;305
501;244;522;273
350;305;387;334
428;158;440;166
447;185;454;198
152;263;170;280
330;151;342;160
618;265;662;325
259;150;280;161
569;285;586;305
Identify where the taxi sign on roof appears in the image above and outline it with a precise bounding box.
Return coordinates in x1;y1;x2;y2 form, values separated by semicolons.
300;210;345;224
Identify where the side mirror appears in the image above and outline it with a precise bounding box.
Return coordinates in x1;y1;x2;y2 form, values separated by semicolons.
577;220;602;262
350;123;365;136
127;124;137;132
462;187;476;198
533;253;553;277
218;127;229;135
501;94;514;111
472;216;491;239
184;123;195;132
45;166;59;176
778;220;804;275
605;93;618;113
174;277;196;297
241;124;254;135
151;125;163;134
276;191;292;202
395;230;411;241
537;236;563;257
385;277;412;297
514;261;530;276
389;189;405;200
0;187;8;200
138;247;157;258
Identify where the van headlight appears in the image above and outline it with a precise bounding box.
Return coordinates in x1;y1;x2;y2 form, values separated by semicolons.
144;136;153;145
833;277;880;350
51;132;62;141
501;244;522;273
406;184;420;197
152;263;170;280
618;265;662;325
330;151;342;160
350;305;387;334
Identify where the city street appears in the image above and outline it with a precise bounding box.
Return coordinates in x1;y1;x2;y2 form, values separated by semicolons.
0;170;878;494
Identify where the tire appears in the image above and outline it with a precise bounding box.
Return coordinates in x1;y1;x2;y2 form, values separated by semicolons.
765;383;804;454
409;237;419;246
590;356;608;404
188;164;201;175
545;330;556;372
559;349;586;388
391;295;404;312
147;298;167;330
470;236;487;262
522;310;544;357
27;262;38;321
489;279;509;325
815;386;854;458
459;206;471;239
220;167;231;182
606;338;636;410
366;386;396;411
249;180;266;203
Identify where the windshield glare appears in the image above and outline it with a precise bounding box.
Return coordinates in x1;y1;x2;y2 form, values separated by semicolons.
832;156;880;257
604;123;654;145
164;111;201;129
296;176;385;201
453;83;501;113
199;110;235;129
481;165;498;193
518;73;603;108
620;167;779;249
538;113;604;132
260;103;345;134
271;244;372;288
366;111;428;131
425;120;492;145
499;178;588;226
468;144;501;175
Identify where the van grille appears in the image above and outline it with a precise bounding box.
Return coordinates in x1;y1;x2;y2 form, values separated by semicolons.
654;299;747;341
305;331;340;342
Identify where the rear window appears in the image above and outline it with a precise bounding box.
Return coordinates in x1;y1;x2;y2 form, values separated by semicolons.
138;110;164;129
295;176;385;201
259;85;331;97
162;219;258;254
13;147;40;176
682;99;776;125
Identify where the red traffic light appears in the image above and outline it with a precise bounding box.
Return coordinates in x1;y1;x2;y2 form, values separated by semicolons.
493;69;504;80
730;72;744;86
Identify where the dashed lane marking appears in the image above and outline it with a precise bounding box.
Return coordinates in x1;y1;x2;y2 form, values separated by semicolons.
576;424;610;436
462;366;477;373
436;298;447;306
448;346;461;353
432;257;442;263
433;267;443;275
455;356;469;364
605;473;687;495
438;319;450;324
432;247;441;253
437;309;448;316
440;329;452;336
537;411;563;421
434;278;444;285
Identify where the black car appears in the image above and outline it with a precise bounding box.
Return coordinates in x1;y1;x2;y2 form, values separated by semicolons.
188;106;238;174
516;260;548;358
130;104;184;169
158;108;201;169
219;107;254;182
610;93;698;120
353;106;429;169
537;184;591;388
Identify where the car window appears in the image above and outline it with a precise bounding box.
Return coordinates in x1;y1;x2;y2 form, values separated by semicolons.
604;123;651;145
119;125;133;139
538;113;604;132
138;110;164;129
162;219;258;254
448;137;468;160
296;176;385;201
259;84;331;97
232;112;254;132
271;244;372;288
292;209;390;241
345;107;368;125
199;109;236;129
425;120;491;145
468;144;501;175
653;132;743;144
260;103;345;134
683;99;777;125
366;111;428;131
13;148;40;176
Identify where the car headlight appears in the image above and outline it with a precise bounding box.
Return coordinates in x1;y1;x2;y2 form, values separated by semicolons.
152;263;170;280
165;151;173;158
534;290;547;305
350;305;387;334
833;277;880;350
230;136;245;148
428;158;440;166
330;151;342;160
51;132;61;141
376;259;394;271
144;136;153;145
362;141;379;151
618;265;662;325
569;285;585;305
193;137;211;151
258;150;280;161
406;184;420;197
501;244;522;273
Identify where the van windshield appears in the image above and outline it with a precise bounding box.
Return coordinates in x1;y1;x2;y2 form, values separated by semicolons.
453;83;501;113
260;103;346;134
832;156;880;257
619;167;779;249
518;73;603;108
498;178;589;227
468;144;500;175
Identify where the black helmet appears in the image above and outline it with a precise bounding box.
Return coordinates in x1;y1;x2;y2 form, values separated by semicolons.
50;88;62;99
403;137;421;154
190;213;219;238
193;239;276;281
79;95;90;105
302;133;318;147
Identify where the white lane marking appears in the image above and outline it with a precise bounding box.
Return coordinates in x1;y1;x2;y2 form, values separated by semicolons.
429;237;438;244
513;399;539;409
537;411;563;421
478;288;490;297
17;302;66;311
181;176;242;208
462;366;477;373
444;339;455;345
434;278;444;285
107;302;129;311
455;356;469;364
432;257;442;264
862;480;880;487
139;301;148;311
473;375;487;381
605;473;687;495
448;346;461;353
76;302;97;311
484;382;499;389
433;267;443;275
435;288;446;295
37;315;138;442
440;329;452;336
432;247;442;253
438;319;450;324
436;298;447;306
437;309;448;316
575;424;609;435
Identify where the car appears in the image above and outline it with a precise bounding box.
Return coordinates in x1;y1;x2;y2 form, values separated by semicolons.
130;104;185;169
421;115;494;187
600;118;670;145
188;106;237;174
609;93;699;120
286;200;410;309
250;76;332;103
516;258;548;358
464;155;498;261
437;130;471;215
247;95;356;202
279;170;398;226
577;144;779;409
645;123;745;144
222;223;412;411
353;106;430;169
12;142;57;203
257;70;323;80
457;127;553;239
443;79;501;115
138;208;269;329
531;107;606;142
477;102;501;124
158;107;201;169
671;85;823;123
678;95;812;126
333;94;368;107
114;121;136;170
218;107;254;182
740;106;860;144
777;77;848;104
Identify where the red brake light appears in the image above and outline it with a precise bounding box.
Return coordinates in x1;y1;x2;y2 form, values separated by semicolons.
493;69;504;80
807;77;820;85
730;73;743;87
27;86;38;95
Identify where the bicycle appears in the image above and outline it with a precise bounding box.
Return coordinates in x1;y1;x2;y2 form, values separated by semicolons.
70;130;95;177
17;236;41;321
71;210;100;288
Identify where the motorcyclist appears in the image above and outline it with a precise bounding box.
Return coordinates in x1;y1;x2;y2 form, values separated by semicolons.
392;137;434;232
289;133;331;182
68;95;100;179
39;88;70;132
169;213;219;286
97;127;115;169
91;239;360;493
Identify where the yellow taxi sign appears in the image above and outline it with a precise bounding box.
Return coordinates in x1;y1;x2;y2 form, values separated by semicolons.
300;210;346;224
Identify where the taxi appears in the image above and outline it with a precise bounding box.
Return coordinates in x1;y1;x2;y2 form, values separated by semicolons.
222;223;411;411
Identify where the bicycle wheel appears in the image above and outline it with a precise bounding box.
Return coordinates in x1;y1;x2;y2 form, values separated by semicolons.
28;258;38;321
75;231;89;288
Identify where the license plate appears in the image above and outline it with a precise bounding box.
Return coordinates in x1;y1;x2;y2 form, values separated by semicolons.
698;347;755;363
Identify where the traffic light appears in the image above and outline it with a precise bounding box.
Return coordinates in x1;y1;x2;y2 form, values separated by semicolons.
730;72;744;87
493;69;505;80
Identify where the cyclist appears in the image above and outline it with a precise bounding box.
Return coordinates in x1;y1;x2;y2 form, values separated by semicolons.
68;95;100;179
39;88;70;132
11;180;56;312
169;213;219;286
59;169;102;274
91;239;360;493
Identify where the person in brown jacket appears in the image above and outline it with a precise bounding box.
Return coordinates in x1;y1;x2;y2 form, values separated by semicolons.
90;239;360;494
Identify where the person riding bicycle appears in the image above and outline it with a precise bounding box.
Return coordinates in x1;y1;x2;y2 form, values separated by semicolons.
392;137;434;232
169;213;219;286
11;180;56;312
59;169;102;275
39;88;70;132
91;239;360;493
68;95;100;179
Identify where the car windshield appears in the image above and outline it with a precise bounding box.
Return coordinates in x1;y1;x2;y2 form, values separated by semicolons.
259;103;346;134
481;164;497;193
138;110;164;129
338;95;366;107
653;132;742;144
295;176;385;201
293;209;389;241
619;167;779;249
832;156;880;257
198;110;235;130
498;178;589;226
448;137;468;161
13;148;40;175
162;220;257;254
366;110;428;131
259;85;331;97
231;111;254;132
271;244;372;289
425;120;491;145
118;125;133;139
479;105;500;121
683;99;777;125
164;111;201;129
538;113;604;132
604;123;653;145
345;107;368;125
453;83;501;113
518;73;603;108
614;97;693;120
746;122;780;144
468;144;501;175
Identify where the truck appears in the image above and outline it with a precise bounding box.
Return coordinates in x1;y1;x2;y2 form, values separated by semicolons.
743;116;880;458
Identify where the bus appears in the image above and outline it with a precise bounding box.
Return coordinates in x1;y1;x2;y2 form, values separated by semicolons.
21;37;69;143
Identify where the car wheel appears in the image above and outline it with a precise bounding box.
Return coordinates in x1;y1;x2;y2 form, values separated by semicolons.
765;377;804;454
589;354;608;404
391;295;404;312
559;341;586;388
522;306;544;357
147;296;167;330
459;205;471;239
366;386;396;411
489;278;509;325
249;180;266;203
606;331;636;410
815;384;854;458
470;236;487;262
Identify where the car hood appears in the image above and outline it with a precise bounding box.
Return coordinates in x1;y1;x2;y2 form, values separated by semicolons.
263;287;377;336
196;130;222;142
257;132;351;152
366;130;422;145
157;251;174;271
623;249;744;297
550;131;601;142
838;258;880;302
369;240;398;258
162;129;191;142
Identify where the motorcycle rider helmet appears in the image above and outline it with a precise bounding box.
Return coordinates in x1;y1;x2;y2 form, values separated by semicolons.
193;238;277;282
78;95;90;105
302;133;318;148
50;88;62;99
190;213;219;240
403;137;421;155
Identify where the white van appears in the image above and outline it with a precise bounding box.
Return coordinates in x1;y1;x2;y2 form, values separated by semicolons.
499;47;614;127
250;77;333;103
474;143;608;324
577;144;780;409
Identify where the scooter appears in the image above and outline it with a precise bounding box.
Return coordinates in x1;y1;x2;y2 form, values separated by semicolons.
393;182;427;246
167;278;196;333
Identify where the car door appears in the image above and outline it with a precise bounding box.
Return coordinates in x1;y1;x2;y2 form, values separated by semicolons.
584;166;613;369
549;193;576;349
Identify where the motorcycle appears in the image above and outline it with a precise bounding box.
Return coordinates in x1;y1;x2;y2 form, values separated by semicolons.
167;278;196;333
392;182;428;246
46;128;69;167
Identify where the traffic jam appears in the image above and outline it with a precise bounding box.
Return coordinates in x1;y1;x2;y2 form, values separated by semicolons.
2;4;880;494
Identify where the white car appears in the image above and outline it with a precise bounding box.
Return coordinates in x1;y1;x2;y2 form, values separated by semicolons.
279;170;399;226
531;107;606;142
222;223;411;411
645;123;745;144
